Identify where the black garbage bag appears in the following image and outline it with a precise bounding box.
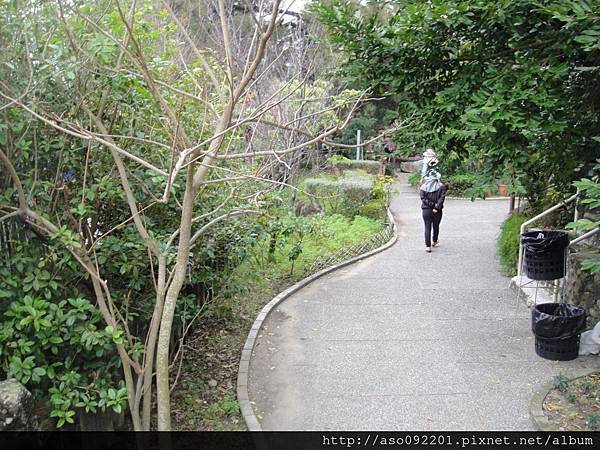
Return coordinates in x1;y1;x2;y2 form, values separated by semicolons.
532;303;586;340
521;230;569;254
521;230;569;280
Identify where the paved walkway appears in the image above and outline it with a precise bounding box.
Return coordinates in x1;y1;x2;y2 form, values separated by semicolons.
248;177;599;430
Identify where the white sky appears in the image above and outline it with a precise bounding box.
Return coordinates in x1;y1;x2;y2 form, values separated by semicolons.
282;0;309;14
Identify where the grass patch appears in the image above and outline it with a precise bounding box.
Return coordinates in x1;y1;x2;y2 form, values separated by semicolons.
497;213;528;276
202;394;241;431
237;213;384;281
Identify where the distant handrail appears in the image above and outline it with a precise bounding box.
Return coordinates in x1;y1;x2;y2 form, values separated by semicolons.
569;227;600;247
516;192;579;277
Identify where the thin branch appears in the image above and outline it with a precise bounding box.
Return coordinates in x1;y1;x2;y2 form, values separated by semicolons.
0;210;21;223
243;0;263;34
160;0;223;101
0;149;27;210
165;188;235;249
81;103;161;256
0;91;168;176
89;131;172;150
189;209;262;247
177;51;217;116
169;302;207;392
218;0;235;96
232;0;282;100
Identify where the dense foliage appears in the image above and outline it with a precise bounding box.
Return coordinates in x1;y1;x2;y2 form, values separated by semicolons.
567;159;600;273
0;241;127;427
315;0;600;208
0;0;387;429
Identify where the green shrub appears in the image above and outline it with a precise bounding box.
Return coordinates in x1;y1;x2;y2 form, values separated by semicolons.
342;179;373;216
566;159;600;273
304;170;373;217
445;173;479;197
348;160;381;174
361;174;393;220
408;172;421;188
328;155;353;167
304;177;338;193
0;240;128;429
497;213;528;276
304;178;342;213
372;174;393;200
361;199;387;220
328;156;381;174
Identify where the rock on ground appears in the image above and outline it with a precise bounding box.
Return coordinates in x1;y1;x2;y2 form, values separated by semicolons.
0;380;36;431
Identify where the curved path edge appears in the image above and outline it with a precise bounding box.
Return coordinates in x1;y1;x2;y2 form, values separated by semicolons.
237;208;398;431
529;367;600;431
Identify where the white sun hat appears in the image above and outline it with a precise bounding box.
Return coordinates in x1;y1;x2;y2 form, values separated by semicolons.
422;148;436;158
422;148;438;165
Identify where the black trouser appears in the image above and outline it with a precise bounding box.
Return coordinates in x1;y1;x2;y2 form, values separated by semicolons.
422;208;443;247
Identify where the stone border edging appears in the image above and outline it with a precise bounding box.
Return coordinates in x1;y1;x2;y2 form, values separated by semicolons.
529;367;600;431
236;207;398;431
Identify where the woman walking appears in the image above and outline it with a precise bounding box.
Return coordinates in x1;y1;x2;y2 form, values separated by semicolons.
419;149;447;253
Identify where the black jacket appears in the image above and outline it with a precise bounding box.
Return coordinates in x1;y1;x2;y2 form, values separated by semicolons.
420;185;447;210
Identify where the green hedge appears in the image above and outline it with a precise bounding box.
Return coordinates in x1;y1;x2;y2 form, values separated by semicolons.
304;171;373;217
497;214;528;276
329;156;381;174
302;171;394;219
349;160;381;173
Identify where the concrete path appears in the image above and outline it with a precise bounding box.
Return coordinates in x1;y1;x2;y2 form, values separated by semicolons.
247;177;599;430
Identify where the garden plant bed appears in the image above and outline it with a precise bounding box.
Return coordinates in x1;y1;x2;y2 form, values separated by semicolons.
542;372;600;431
170;282;283;431
171;213;388;430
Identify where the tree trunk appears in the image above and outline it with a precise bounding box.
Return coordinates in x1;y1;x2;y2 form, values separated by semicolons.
156;167;197;431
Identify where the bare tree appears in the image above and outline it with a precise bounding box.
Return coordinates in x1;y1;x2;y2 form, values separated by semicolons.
1;0;376;430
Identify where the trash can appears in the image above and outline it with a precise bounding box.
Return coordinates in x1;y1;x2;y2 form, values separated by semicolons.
521;230;569;280
532;303;586;361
